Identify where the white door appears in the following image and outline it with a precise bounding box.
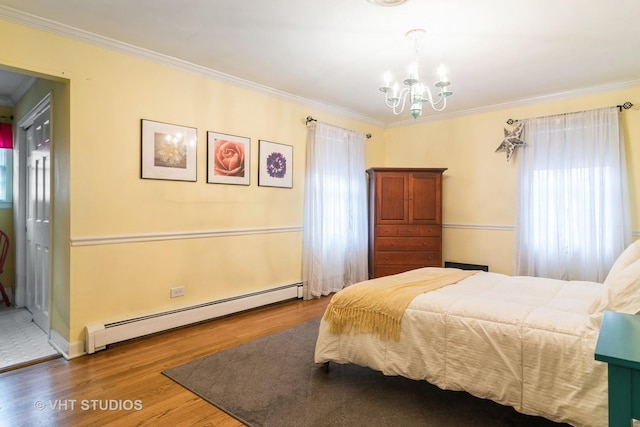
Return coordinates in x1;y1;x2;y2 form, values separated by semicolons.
25;106;51;333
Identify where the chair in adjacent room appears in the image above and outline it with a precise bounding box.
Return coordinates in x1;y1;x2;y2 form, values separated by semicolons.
0;230;10;306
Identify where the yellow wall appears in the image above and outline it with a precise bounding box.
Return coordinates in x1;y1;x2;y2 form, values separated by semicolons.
0;18;385;346
1;17;638;350
384;87;640;274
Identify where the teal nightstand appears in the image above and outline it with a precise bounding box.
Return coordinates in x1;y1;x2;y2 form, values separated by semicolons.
595;310;640;427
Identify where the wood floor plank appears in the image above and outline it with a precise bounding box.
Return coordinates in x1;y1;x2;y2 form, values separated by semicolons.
0;297;331;426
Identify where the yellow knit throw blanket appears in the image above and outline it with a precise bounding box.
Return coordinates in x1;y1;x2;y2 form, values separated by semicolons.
323;269;477;341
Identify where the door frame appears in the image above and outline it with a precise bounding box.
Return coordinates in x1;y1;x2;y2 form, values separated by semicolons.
13;92;52;317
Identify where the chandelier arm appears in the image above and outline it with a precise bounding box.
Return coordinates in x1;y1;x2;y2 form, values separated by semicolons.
419;87;449;111
421;87;435;105
383;93;399;109
385;88;410;115
430;95;448;111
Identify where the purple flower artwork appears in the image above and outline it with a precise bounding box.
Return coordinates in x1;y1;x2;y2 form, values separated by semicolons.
259;140;293;188
266;151;287;178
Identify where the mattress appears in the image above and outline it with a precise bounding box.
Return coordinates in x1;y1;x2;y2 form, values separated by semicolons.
314;267;608;427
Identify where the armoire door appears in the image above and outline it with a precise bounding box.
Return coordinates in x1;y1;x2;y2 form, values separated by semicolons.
376;173;408;224
409;172;441;224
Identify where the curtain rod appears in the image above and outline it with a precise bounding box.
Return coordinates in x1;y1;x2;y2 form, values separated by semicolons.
506;102;634;125
0;115;12;123
305;116;371;139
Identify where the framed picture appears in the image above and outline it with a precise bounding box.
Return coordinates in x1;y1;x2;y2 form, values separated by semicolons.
258;140;293;188
141;119;197;181
207;131;250;185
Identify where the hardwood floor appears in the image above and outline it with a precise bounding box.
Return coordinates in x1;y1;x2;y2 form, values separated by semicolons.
0;296;331;426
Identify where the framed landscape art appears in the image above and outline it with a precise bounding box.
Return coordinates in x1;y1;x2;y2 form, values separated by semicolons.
141;119;197;181
258;140;293;188
207;131;250;185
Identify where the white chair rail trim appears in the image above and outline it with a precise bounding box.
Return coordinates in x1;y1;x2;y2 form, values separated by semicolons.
71;226;303;247
444;224;640;236
443;223;514;231
71;224;639;247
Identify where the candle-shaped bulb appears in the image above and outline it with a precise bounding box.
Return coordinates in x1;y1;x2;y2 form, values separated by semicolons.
408;61;418;80
383;71;392;88
438;64;447;82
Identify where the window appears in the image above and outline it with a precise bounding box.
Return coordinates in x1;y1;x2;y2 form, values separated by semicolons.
515;107;630;282
0;148;12;208
302;121;369;298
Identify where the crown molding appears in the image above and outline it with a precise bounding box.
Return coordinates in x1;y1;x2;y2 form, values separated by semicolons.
0;5;385;128
388;78;640;128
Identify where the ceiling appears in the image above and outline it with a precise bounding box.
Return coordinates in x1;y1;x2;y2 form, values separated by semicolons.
0;0;639;125
0;69;36;108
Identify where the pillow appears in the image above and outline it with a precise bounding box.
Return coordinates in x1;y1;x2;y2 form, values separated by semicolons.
605;239;640;284
599;258;640;314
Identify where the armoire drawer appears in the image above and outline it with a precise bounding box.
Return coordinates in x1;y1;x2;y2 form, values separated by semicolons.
375;251;442;265
376;225;441;237
376;237;441;251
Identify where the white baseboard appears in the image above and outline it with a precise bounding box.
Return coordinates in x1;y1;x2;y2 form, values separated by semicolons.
85;283;302;354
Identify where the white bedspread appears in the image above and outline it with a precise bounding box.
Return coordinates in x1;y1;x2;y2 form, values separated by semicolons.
314;267;608;427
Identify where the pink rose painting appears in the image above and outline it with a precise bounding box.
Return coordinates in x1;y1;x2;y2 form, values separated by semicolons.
207;132;251;185
214;139;245;177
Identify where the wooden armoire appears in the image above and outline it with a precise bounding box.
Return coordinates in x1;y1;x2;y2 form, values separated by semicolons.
367;167;447;278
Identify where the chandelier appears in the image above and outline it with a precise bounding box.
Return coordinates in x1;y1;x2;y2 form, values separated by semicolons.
379;29;452;119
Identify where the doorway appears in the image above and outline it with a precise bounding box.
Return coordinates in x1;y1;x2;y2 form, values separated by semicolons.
0;78;57;370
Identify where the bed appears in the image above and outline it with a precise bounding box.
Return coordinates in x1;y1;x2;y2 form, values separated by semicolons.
314;241;640;427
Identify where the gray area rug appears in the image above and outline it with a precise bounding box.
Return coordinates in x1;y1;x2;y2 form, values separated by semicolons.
163;318;568;427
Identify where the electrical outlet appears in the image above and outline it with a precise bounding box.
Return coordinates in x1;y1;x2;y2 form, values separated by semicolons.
170;286;185;298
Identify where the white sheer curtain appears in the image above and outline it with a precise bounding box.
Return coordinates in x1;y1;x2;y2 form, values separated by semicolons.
515;106;631;282
302;121;368;299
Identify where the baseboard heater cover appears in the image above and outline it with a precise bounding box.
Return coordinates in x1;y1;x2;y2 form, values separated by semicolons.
85;283;303;354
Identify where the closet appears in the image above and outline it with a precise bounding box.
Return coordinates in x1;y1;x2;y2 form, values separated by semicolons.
367;168;447;278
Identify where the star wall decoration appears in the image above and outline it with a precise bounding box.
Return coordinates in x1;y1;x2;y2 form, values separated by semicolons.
495;122;525;161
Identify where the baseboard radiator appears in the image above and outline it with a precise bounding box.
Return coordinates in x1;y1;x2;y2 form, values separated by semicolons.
85;283;303;354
